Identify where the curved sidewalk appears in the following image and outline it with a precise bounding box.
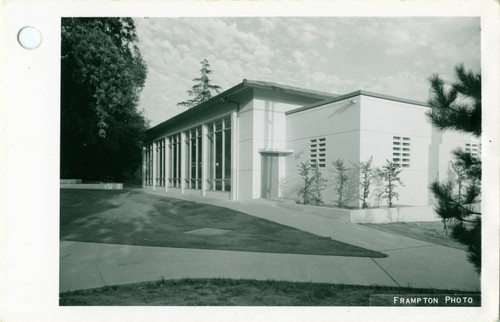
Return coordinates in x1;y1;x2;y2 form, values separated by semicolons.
60;190;480;293
60;241;397;292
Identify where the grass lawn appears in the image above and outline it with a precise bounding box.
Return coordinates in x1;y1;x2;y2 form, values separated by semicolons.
362;222;466;250
61;189;385;257
59;278;480;306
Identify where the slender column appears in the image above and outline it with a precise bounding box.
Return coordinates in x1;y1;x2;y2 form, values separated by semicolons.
231;111;238;200
201;124;208;197
152;141;157;190
180;132;186;194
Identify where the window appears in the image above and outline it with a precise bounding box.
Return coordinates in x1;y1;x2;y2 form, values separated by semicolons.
310;138;326;167
208;116;231;191
144;143;153;186
187;127;202;189
155;139;166;187
168;133;181;188
392;136;410;167
465;141;481;158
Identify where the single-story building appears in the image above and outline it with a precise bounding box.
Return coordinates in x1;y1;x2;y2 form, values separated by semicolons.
143;79;479;207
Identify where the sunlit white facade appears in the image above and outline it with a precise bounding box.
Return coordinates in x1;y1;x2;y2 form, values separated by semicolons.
143;80;476;207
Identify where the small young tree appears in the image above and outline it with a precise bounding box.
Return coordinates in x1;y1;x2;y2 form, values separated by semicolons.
332;158;349;208
376;160;404;208
355;156;374;209
310;163;327;206
297;161;313;205
177;58;222;108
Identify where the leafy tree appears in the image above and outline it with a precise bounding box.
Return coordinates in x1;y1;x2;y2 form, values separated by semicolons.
332;158;349;208
297;161;326;206
310;163;327;206
177;59;222;108
297;161;313;205
376;160;404;208
355;156;374;209
61;18;148;182
427;64;481;273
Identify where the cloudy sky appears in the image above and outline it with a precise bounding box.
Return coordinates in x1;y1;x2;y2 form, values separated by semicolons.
134;17;480;127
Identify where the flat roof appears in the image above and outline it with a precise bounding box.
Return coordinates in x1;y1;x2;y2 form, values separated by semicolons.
286;90;430;116
146;79;337;138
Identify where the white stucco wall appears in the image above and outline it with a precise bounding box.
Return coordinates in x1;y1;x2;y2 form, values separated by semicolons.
239;89;323;200
285;97;361;206
236;96;255;200
359;95;432;206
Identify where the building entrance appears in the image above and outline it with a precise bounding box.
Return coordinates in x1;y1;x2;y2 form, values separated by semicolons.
261;155;279;198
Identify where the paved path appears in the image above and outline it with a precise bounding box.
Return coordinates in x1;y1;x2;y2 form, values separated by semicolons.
60;190;480;293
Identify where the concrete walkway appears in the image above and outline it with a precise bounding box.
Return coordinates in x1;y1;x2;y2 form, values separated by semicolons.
60;190;480;293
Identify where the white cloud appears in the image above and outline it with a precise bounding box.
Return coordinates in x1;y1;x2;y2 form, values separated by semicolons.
134;17;480;127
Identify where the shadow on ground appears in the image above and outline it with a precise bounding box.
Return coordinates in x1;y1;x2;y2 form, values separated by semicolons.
60;189;386;258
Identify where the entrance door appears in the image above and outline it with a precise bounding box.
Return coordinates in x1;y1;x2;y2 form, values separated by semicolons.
261;155;279;198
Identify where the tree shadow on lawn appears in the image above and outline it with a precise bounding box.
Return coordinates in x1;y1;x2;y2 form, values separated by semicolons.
60;189;386;258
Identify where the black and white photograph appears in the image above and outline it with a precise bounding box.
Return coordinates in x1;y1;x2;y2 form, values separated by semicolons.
1;1;499;321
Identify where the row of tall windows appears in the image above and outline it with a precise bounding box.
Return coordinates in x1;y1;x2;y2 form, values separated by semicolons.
144;116;231;192
168;133;182;188
155;139;166;187
144;144;154;186
208;116;231;191
188;127;202;189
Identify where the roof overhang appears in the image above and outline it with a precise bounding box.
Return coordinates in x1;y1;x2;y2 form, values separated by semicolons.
259;148;294;156
145;80;337;141
286;90;430;116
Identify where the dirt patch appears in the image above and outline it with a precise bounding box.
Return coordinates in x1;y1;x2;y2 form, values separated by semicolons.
363;221;467;250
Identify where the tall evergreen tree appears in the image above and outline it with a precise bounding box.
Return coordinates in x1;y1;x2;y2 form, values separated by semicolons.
177;59;221;108
427;64;481;136
427;64;482;273
61;18;148;181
